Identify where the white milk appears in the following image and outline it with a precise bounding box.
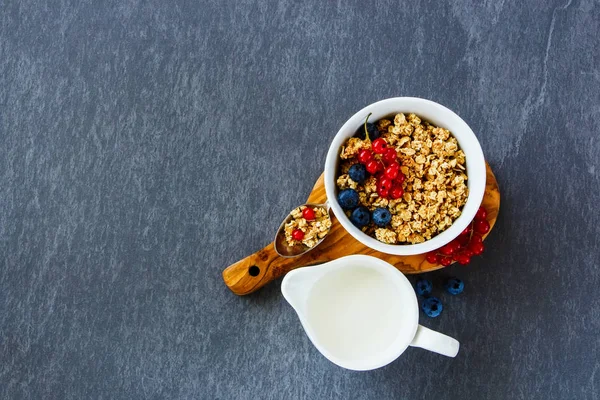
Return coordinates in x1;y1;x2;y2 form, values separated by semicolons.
305;265;405;361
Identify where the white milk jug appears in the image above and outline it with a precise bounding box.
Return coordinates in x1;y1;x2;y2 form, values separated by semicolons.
281;255;459;370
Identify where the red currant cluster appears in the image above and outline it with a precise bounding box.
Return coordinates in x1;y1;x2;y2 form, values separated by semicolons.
426;207;490;266
357;137;405;199
291;208;316;241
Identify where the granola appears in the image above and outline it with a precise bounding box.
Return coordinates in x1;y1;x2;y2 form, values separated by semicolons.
336;113;469;244
284;205;332;248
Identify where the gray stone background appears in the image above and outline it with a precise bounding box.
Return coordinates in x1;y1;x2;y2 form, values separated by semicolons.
1;0;599;399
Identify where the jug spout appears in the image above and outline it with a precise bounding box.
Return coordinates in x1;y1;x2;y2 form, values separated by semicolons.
281;265;330;316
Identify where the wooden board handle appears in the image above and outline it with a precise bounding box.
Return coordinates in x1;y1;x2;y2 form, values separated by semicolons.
222;243;288;295
222;240;335;295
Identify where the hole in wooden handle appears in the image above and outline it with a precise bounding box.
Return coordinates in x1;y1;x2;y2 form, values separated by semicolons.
248;265;260;277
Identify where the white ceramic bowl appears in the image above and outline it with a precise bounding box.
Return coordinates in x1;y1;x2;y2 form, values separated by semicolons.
324;97;486;256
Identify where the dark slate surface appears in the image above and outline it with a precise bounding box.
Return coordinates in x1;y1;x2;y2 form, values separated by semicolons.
1;0;599;399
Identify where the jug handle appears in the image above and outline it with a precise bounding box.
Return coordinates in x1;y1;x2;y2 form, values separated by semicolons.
409;325;460;357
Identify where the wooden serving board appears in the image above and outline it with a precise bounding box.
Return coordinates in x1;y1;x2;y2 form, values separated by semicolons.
223;163;500;295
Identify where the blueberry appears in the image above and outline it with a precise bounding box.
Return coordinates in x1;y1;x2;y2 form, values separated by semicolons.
348;164;367;184
421;297;443;318
350;206;371;228
415;278;432;297
372;207;392;227
354;122;381;140
337;189;359;210
444;277;464;295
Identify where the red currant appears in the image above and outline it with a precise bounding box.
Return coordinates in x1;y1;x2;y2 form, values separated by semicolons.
469;241;485;255
384;165;399;180
383;148;397;163
380;177;393;189
474;219;490;234
451;239;462;250
372;138;387;154
302;207;315;221
366;160;382;174
440;244;455;256
426;253;439;264
457;236;469;248
462;249;474;258
456;253;471;265
396;173;406;184
377;186;389;198
475;206;487;220
387;161;400;171
358;149;373;164
440;257;452;267
471;234;483;244
389;186;404;199
461;226;472;236
292;229;304;241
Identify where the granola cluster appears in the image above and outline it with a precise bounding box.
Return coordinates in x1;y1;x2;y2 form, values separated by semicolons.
337;113;469;244
284;206;332;248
